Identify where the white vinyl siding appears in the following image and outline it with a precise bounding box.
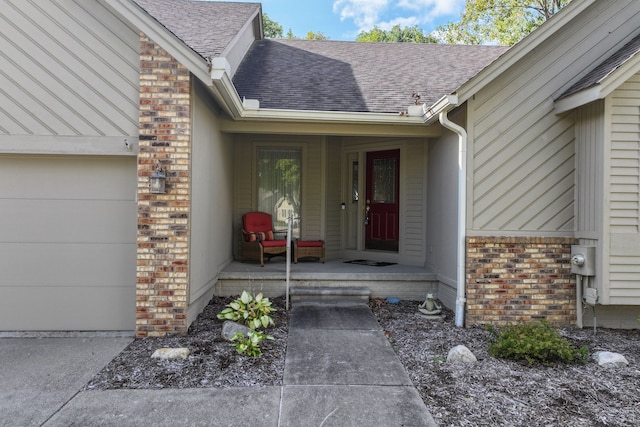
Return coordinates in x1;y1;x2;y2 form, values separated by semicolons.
608;72;640;304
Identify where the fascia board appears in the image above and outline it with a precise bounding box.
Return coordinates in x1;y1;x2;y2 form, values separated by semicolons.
105;0;210;84
598;52;640;98
554;85;602;113
423;94;459;125
455;0;596;105
240;108;422;125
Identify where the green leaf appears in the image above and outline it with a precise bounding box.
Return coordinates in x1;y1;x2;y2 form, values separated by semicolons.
240;291;252;304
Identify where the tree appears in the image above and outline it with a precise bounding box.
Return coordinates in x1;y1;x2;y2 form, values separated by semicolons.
437;0;573;45
356;25;438;43
263;13;283;38
304;31;330;40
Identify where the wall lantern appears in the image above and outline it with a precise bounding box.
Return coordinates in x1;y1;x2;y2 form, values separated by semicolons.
149;166;166;194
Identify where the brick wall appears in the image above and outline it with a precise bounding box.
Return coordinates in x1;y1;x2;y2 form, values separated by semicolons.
466;236;578;326
136;35;192;337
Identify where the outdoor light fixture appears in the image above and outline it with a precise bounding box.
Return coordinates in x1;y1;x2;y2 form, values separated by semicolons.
149;166;166;194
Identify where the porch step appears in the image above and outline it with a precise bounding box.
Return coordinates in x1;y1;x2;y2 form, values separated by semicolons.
290;286;371;303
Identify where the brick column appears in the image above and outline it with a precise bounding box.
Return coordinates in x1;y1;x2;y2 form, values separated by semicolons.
136;34;191;337
466;236;578;326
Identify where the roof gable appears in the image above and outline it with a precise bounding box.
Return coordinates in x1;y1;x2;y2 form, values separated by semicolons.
233;39;508;114
560;33;640;98
133;0;260;59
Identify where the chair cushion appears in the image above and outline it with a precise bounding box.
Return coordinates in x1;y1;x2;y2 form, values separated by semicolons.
261;239;287;247
243;212;274;233
296;240;324;247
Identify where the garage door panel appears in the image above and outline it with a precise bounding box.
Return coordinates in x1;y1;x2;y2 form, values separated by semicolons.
0;243;135;286
1;199;136;243
0;156;136;200
0;286;135;331
0;155;136;331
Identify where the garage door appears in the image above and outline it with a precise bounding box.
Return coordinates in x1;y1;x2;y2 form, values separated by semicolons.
0;156;137;331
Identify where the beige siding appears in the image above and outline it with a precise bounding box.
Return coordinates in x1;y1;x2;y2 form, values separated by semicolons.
402;140;427;262
468;0;640;234
0;0;140;137
575;102;604;237
608;72;640;304
302;140;323;239
189;82;233;319
325;138;342;256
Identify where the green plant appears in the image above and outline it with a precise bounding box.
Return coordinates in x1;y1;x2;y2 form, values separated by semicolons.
217;291;275;329
488;321;589;366
231;330;273;357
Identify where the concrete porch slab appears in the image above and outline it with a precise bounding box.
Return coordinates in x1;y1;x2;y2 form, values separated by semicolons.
279;385;437;427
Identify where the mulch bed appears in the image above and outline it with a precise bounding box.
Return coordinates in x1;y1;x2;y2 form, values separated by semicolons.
86;296;640;426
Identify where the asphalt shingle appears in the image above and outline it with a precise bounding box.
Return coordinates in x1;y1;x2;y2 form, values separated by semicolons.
133;0;508;114
560;32;640;99
233;40;509;113
133;0;260;59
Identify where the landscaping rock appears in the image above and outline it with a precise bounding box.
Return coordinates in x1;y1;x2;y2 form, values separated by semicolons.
592;351;629;368
447;345;477;364
151;347;190;360
222;320;251;341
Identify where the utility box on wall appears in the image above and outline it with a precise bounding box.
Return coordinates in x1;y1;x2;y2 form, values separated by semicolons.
570;245;596;276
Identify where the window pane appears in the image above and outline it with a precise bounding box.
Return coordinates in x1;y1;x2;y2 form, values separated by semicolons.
372;158;396;203
257;149;301;237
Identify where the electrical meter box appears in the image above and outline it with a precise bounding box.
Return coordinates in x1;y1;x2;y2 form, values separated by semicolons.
570;245;596;276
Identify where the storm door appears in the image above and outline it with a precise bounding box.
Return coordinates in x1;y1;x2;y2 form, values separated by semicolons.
365;149;399;251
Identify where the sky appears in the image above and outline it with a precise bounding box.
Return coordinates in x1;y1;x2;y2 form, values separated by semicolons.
224;0;466;41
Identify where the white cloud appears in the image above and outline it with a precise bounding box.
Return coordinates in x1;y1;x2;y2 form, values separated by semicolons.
333;0;390;29
333;0;464;33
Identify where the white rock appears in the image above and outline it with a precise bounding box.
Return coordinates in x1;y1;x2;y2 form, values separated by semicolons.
151;347;190;360
592;351;628;367
447;345;477;364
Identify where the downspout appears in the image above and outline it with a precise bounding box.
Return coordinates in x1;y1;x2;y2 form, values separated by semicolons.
438;110;467;328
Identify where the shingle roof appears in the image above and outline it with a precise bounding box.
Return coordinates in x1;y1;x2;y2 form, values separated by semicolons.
560;32;640;99
233;39;509;113
133;0;260;59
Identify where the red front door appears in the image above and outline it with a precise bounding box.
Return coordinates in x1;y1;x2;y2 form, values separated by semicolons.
365;149;399;251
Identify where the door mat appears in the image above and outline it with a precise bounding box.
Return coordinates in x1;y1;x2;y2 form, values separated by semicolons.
344;259;397;267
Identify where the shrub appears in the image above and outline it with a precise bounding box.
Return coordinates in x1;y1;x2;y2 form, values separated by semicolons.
217;291;275;330
488;321;589;366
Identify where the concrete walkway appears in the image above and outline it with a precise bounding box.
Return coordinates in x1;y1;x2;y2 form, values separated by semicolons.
2;303;436;426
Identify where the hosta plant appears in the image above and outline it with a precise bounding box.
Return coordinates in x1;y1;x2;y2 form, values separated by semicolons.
231;330;274;357
217;291;275;329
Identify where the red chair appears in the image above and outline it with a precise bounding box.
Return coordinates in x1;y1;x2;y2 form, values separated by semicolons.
241;212;287;267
